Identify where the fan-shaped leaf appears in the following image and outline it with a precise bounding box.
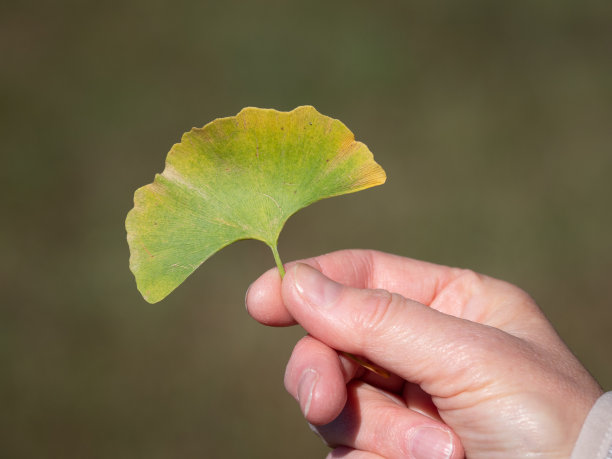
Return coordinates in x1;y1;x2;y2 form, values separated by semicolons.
126;106;386;303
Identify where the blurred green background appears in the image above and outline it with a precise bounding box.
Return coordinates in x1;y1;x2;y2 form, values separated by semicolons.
2;0;611;457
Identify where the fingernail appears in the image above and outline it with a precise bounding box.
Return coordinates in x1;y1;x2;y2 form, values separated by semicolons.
293;264;342;308
308;422;332;447
297;369;318;417
409;426;454;459
244;283;252;311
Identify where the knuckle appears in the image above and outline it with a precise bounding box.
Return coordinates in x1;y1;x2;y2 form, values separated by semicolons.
350;289;401;345
455;268;486;291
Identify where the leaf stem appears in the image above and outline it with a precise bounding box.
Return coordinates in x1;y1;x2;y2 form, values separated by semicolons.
271;244;286;278
340;352;390;378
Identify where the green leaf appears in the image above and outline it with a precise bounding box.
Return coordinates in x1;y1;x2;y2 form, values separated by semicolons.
126;105;386;303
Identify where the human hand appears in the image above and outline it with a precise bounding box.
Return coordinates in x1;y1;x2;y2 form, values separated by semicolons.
245;250;603;458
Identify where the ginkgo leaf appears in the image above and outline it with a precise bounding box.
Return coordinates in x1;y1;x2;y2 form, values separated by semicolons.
126;105;386;303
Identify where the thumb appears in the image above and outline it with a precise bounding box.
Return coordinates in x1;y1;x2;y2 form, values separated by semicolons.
281;263;500;395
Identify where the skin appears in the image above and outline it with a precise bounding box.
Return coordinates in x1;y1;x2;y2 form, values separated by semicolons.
245;249;603;459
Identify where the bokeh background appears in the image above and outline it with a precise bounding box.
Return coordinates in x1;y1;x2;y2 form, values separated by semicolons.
2;0;611;457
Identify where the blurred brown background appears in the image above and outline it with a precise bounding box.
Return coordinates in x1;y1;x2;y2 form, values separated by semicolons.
2;0;611;457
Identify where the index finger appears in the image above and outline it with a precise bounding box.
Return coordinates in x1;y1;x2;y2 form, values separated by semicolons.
245;249;458;326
